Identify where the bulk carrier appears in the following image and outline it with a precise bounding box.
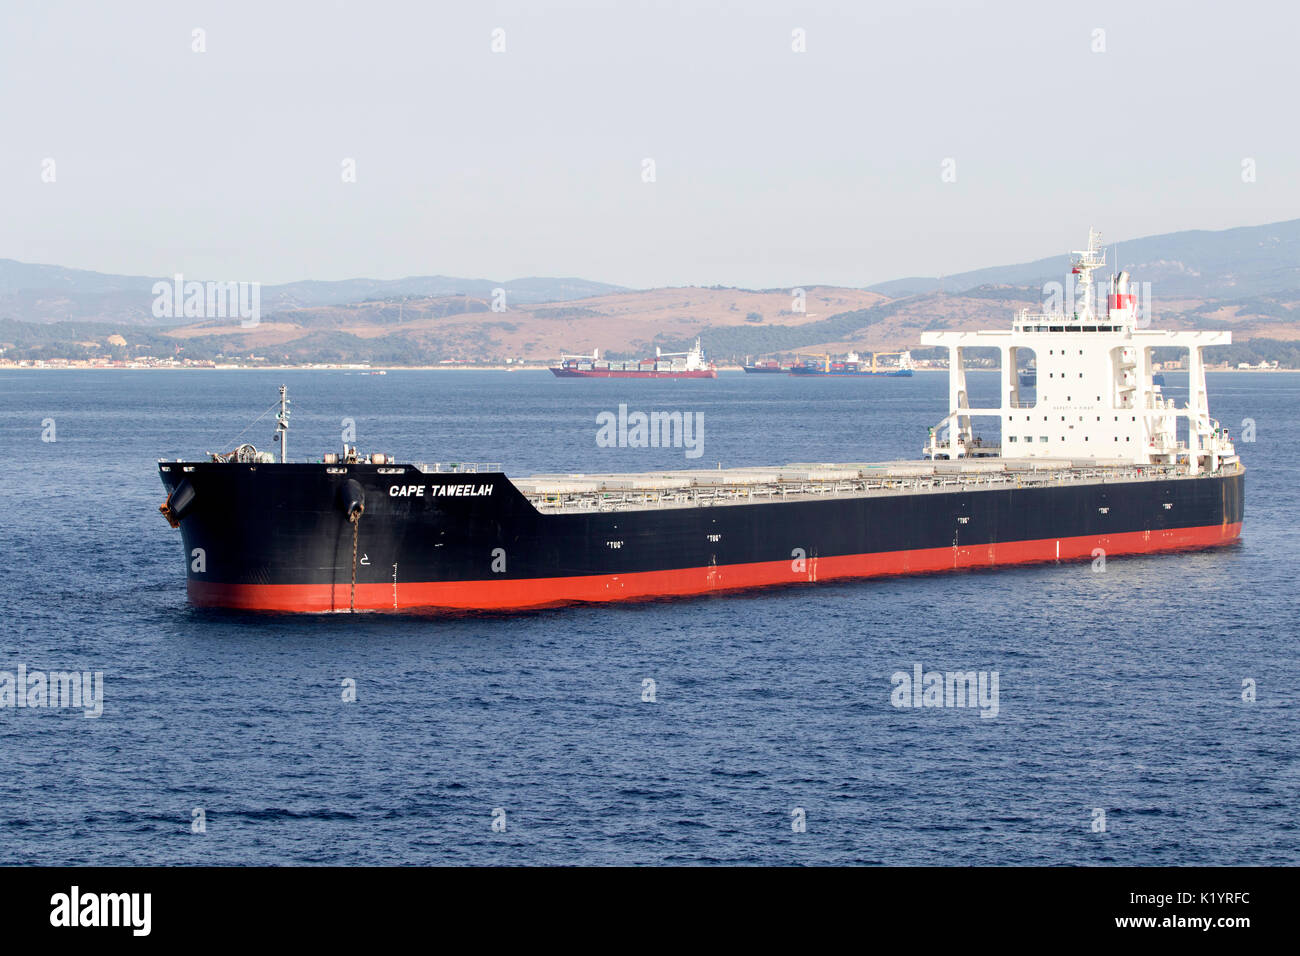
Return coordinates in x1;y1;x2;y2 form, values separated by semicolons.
789;351;915;377
158;231;1243;612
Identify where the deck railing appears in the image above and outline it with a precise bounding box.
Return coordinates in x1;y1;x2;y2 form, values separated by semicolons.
416;462;502;474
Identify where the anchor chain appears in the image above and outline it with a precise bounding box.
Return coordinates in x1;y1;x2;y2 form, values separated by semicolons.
349;508;363;612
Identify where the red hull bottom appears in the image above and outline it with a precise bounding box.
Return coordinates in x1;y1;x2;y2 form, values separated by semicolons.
188;522;1241;613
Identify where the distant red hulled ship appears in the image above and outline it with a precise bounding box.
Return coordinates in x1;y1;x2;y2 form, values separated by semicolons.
549;338;717;378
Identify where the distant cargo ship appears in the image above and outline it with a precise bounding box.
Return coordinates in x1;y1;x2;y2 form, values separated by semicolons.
549;338;717;378
742;358;788;373
789;351;914;377
159;230;1242;613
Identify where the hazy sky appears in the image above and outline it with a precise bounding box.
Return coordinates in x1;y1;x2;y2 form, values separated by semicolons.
1;0;1296;288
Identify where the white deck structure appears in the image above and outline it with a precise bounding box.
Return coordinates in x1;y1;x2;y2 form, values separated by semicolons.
923;229;1238;476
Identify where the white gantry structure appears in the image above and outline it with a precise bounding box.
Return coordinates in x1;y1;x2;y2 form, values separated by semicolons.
923;229;1238;475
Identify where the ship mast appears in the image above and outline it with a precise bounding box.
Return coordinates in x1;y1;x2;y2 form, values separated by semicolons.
275;384;290;463
1071;227;1106;320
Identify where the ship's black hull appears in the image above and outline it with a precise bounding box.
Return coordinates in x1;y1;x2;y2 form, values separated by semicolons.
158;463;1244;612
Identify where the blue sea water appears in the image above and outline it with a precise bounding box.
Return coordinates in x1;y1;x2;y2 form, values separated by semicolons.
0;368;1296;865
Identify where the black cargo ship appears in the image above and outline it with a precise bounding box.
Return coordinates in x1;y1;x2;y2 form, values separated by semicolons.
157;233;1244;613
159;453;1242;612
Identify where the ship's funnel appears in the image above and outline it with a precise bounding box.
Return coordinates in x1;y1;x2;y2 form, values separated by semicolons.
1108;270;1135;317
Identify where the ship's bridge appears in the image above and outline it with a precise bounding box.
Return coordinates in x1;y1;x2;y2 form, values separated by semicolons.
921;231;1237;476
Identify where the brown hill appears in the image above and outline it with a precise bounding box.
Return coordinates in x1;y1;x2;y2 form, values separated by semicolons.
160;286;890;361
148;279;1300;366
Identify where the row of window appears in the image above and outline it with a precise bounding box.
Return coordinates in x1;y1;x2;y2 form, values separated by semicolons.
1015;326;1122;333
1007;436;1133;443
1016;415;1138;422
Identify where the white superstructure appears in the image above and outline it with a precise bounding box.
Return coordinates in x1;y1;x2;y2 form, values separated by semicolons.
923;229;1238;475
656;338;710;371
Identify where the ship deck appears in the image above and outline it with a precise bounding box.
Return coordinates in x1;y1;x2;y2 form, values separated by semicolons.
502;458;1242;514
